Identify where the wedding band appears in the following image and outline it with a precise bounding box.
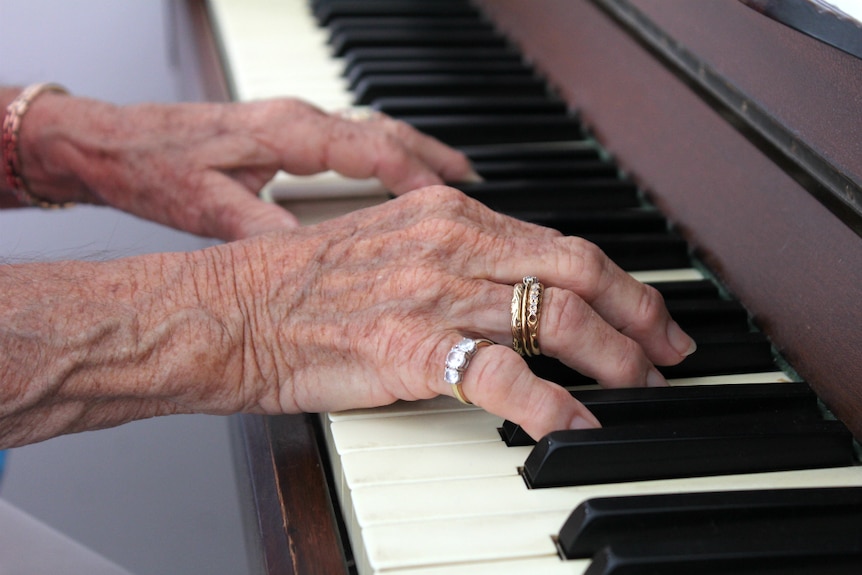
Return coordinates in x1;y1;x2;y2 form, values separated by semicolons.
335;107;379;122
524;276;543;357
510;283;526;355
443;337;494;405
511;276;544;356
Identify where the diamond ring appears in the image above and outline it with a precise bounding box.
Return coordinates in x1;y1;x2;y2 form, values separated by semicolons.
443;337;494;405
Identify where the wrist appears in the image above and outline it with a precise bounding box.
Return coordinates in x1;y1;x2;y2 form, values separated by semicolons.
0;86;106;207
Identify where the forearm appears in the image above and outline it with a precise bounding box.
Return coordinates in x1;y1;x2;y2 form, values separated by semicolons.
0;248;246;448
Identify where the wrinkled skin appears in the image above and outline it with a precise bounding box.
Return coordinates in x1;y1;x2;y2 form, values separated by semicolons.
216;186;695;441
0;91;695;447
13;92;476;239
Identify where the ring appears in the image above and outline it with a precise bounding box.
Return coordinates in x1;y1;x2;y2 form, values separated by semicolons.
335;107;380;122
443;337;494;405
511;276;544;356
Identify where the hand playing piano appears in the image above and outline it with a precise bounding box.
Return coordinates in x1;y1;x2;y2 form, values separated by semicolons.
211;186;697;442
2;89;477;239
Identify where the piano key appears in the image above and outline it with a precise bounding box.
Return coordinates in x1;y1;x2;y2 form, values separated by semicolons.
648;279;720;299
401;114;584;146
328;17;492;40
333;29;509;58
469;159;618;180
342;46;524;75
372;96;569;117
510;209;667;234
347;60;535;90
313;1;480;26
500;381;822;447
522;419;856;488
209;0;350;106
346;467;862;572
524;332;778;385
461;141;601;164
585;526;862;575
558;486;862;559
353;76;550;105
460;180;639;211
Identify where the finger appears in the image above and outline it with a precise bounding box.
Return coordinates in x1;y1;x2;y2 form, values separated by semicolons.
192;175;299;241
447;280;666;388
478;232;697;366
321;117;478;193
443;342;601;441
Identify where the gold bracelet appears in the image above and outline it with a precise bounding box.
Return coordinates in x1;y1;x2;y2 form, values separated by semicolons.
2;82;73;208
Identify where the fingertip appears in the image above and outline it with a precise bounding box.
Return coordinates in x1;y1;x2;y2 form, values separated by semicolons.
570;411;602;430
667;320;697;358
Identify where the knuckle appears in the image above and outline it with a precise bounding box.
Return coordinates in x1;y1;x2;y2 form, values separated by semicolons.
627;284;667;334
558;238;610;294
543;289;590;344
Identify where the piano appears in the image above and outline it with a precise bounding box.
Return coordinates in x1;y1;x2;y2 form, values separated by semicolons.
178;0;862;573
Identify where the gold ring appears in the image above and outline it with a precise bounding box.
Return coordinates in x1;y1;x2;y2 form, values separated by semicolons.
510;283;526;355
443;337;494;405
512;276;543;356
523;276;543;357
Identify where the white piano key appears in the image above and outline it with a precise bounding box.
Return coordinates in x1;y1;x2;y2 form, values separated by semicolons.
384;556;589;575
361;510;569;572
208;0;350;108
354;467;862;572
629;268;704;282
351;466;862;528
329;409;504;453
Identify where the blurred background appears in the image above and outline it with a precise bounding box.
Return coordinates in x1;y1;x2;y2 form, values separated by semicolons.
0;1;249;574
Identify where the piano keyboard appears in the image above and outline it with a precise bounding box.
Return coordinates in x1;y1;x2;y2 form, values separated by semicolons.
207;0;862;573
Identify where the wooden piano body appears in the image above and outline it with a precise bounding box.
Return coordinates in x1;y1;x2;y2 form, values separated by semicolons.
180;0;862;573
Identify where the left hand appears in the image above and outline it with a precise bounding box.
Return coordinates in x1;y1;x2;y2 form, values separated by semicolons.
19;95;477;240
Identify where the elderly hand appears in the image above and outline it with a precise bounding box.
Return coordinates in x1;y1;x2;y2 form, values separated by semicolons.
0;186;695;446
216;186;696;440
14;92;476;240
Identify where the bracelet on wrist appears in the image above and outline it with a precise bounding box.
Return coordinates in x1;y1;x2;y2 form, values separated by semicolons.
2;82;74;209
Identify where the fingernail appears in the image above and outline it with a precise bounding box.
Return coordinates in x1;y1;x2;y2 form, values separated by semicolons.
461;169;484;183
570;413;601;430
647;367;668;387
667;320;697;357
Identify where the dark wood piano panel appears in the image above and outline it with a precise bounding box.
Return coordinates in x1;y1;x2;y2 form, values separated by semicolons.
476;0;862;440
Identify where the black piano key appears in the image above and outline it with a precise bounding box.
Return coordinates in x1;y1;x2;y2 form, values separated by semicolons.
578;234;691;271
459;142;598;162
508;209;668;235
342;47;523;75
523;332;777;385
522;419;855;488
313;1;479;26
500;382;820;446
353;76;549;105
585;524;862;575
328;17;491;41
558;487;862;559
470;159;618;181
347;61;534;90
373;96;569;117
664;299;750;332
648;280;721;300
333;29;507;57
402;115;583;146
461;181;640;214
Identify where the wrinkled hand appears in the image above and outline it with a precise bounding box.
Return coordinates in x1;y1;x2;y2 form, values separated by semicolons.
22;95;476;240
219;186;696;440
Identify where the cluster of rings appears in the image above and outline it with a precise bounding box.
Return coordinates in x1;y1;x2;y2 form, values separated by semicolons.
443;276;544;404
511;276;544;357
